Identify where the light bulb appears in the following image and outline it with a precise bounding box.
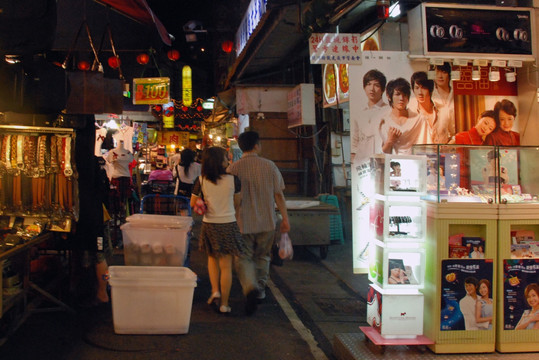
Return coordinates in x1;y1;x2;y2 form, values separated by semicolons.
489;67;500;82
472;66;481;81
505;69;516;83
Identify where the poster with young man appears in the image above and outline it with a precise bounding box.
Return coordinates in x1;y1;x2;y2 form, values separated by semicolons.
440;259;494;331
503;259;539;330
350;51;421;272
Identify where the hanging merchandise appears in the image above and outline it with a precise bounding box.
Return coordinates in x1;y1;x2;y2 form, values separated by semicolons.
63;21;105;114
0;126;77;232
98;24;125;114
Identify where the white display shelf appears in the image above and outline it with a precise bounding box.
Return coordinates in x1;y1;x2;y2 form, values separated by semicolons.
371;197;426;243
372;154;427;197
369;242;425;290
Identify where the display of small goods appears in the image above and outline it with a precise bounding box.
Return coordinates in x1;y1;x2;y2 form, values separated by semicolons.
387;258;418;285
0;128;75;232
503;259;539;330
448;233;486;259
510;230;539;259
0;215;46;253
440;259;494;331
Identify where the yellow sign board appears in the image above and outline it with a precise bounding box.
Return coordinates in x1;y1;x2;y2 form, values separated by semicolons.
158;131;189;148
133;77;170;105
182;66;192;106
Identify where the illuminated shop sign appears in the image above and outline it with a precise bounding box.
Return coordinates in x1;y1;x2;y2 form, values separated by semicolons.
182;66;192;106
235;0;267;56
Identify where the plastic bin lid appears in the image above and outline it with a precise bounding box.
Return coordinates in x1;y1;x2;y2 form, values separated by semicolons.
124;214;193;228
109;266;197;282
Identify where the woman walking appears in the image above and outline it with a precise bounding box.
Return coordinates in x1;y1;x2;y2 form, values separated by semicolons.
174;148;201;198
190;147;250;314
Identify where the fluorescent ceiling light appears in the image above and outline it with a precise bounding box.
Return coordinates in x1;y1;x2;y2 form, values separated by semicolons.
389;2;401;18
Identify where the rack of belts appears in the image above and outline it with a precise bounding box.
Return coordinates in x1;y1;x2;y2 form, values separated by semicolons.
0;126;76;227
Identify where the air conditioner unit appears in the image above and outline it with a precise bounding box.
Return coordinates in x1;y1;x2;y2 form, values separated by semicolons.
408;3;536;61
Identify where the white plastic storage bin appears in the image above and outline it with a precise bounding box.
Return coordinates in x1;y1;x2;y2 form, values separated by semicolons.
121;215;192;266
109;266;197;334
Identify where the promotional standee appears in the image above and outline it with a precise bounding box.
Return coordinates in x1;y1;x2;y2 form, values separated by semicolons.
361;154;432;345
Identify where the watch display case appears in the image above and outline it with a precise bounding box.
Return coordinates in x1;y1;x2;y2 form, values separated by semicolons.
370;198;426;243
371;154;426;196
365;154;427;339
369;243;425;289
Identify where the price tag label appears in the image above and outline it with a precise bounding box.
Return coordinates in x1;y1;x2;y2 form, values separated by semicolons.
133;77;170;105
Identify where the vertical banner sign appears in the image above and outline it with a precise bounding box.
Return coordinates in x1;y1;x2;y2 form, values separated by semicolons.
182;65;192;107
133;77;170;105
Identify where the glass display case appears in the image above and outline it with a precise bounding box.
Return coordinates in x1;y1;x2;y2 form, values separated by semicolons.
412;145;499;203
498;146;539;204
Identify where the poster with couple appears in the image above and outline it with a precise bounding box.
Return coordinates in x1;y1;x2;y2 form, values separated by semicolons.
440;259;494;331
503;259;539;330
351;50;519;273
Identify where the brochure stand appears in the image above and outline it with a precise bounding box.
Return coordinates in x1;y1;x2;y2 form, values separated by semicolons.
497;204;539;353
424;202;497;353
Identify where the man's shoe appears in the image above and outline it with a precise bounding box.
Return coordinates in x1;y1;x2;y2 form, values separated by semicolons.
245;289;258;316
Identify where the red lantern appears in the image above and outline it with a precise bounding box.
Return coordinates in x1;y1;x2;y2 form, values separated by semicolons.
221;40;234;53
154;105;162;113
136;53;149;65
182;106;188;112
108;56;121;69
167;49;180;61
196;106;202;112
77;60;90;71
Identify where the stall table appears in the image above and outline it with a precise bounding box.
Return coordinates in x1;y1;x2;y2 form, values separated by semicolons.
280;199;340;259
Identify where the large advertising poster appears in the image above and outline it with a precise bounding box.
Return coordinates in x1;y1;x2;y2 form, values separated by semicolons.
503;259;539;330
440;259;494;331
350;50;519;272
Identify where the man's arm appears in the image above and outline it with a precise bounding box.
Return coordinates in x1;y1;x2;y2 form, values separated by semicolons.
274;192;290;233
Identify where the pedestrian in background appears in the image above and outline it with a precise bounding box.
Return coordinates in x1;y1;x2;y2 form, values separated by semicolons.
174;148;201;198
190;147;251;314
228;131;290;301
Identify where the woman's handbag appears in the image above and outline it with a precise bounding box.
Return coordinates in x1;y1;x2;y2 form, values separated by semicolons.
192;177;207;215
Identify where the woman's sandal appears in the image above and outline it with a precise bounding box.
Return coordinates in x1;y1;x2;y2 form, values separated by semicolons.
219;305;231;314
207;292;221;305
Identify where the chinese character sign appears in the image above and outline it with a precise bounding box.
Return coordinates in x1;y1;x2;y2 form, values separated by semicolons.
309;33;362;64
158;131;189;149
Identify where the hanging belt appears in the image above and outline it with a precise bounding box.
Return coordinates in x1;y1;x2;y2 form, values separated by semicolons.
50;135;58;173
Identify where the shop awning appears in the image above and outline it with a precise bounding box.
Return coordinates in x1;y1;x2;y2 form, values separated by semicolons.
94;0;172;45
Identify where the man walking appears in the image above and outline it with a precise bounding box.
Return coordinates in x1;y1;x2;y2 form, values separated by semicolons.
228;131;290;304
